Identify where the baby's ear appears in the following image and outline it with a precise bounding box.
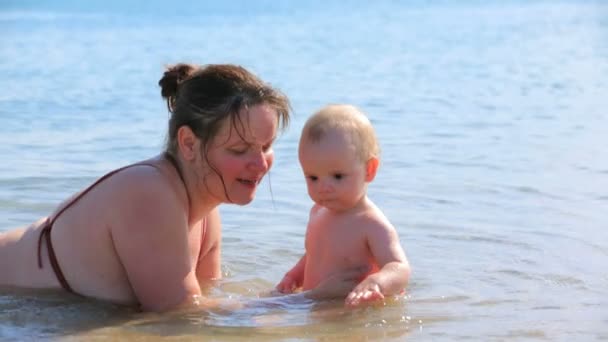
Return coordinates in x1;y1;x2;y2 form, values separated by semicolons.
365;157;379;182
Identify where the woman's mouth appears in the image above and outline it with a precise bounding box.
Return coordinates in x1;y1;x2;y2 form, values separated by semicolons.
237;178;260;187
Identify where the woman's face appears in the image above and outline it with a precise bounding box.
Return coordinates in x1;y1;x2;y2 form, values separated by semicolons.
202;103;279;205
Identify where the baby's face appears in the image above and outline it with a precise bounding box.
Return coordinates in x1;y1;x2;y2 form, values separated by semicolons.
298;129;368;212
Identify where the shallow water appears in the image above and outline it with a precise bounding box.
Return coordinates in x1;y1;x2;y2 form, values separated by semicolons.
1;0;608;340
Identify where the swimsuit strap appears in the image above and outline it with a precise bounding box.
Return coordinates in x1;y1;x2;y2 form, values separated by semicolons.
37;218;74;292
36;155;187;293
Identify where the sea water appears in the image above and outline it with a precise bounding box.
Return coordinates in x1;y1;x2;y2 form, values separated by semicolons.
1;0;607;340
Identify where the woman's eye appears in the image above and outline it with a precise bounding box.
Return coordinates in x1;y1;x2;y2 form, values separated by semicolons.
230;148;247;155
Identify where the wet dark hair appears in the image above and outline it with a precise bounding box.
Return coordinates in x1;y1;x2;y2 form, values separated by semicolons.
159;63;290;154
158;63;291;201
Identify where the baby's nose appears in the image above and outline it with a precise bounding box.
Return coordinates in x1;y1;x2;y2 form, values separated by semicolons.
319;179;333;193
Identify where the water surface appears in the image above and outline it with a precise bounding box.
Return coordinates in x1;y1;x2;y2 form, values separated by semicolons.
1;0;607;340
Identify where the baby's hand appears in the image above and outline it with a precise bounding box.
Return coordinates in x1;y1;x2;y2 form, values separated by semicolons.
345;278;384;308
275;274;298;294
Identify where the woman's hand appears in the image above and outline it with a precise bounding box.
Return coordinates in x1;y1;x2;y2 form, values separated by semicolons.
276;274;299;294
305;265;369;300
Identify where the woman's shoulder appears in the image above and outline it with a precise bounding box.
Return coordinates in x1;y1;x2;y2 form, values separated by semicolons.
112;162;171;192
103;159;188;233
100;157;185;213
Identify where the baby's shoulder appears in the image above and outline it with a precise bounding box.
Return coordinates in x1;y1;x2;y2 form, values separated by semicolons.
356;204;395;233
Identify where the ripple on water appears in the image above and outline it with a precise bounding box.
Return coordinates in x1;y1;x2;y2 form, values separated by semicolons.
0;287;425;340
526;229;608;257
110;297;423;341
470;299;521;307
497;329;548;340
539;273;587;289
408;295;471;304
0;289;137;340
427;232;538;251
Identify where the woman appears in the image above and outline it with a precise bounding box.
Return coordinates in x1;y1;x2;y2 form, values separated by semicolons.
0;63;365;312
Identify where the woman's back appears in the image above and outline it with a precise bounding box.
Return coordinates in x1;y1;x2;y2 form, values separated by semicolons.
0;156;199;305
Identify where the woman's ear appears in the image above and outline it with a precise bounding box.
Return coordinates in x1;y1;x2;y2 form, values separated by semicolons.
177;126;198;162
365;157;380;182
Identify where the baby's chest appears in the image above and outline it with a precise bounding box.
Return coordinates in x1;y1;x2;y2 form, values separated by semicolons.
306;225;370;263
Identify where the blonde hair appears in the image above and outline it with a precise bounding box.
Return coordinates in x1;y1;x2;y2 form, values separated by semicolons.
300;104;380;162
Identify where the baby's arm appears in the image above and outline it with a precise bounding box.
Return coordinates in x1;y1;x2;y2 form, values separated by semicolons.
345;223;410;307
276;254;307;294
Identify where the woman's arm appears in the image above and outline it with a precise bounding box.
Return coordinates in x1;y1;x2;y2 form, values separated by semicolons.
196;207;222;282
111;175;202;312
276;254;306;293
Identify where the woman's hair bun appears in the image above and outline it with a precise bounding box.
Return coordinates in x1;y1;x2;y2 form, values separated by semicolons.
158;63;197;99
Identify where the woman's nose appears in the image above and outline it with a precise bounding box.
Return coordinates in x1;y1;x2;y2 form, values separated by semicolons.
249;151;269;171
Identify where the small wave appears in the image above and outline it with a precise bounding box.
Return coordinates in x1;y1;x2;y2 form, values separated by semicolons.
0;11;103;22
470;299;521;307
500;184;566;201
495;269;535;281
428;233;536;250
409;295;470;304
0;176;93;188
513;185;542;194
498;329;548;339
526;230;608;257
531;305;561;310
540;273;586;288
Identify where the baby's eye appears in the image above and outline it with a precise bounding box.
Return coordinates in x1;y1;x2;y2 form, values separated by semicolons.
333;173;344;180
308;175;318;182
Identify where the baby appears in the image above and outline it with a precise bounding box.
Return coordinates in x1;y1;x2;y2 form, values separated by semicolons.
276;104;411;307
